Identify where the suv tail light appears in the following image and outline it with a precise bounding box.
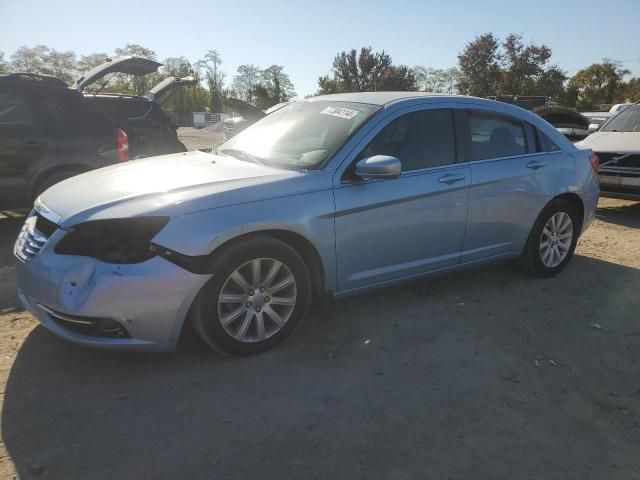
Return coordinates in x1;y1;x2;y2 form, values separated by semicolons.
589;153;600;174
116;128;129;162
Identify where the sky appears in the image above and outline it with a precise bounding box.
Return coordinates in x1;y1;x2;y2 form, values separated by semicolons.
1;0;639;97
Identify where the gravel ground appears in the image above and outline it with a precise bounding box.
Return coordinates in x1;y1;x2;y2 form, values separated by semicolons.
0;188;639;479
178;126;225;152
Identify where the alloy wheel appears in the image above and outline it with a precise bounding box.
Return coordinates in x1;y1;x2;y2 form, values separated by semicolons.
539;212;573;268
217;258;297;342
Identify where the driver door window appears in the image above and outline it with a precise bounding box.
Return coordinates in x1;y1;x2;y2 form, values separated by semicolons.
358;109;456;171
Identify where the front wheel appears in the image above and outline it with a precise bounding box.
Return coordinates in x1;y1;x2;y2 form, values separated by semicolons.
191;236;311;355
519;199;579;277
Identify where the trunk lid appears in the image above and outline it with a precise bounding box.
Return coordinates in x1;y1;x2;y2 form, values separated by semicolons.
72;56;162;92
143;76;197;102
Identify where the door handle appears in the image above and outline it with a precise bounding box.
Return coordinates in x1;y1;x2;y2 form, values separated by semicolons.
526;160;546;170
438;173;466;184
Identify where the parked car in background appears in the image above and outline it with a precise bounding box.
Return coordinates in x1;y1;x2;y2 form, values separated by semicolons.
534;106;590;142
610;103;633;114
582;111;612;134
15;93;599;355
0;73;128;208
73;56;196;158
577;102;640;200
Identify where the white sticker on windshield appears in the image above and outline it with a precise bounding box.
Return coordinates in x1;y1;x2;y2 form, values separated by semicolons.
320;106;360;120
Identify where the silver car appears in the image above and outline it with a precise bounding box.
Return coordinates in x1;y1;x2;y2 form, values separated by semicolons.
14;93;600;355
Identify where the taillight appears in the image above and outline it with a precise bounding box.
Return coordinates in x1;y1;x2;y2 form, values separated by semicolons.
116;128;129;162
589;153;599;174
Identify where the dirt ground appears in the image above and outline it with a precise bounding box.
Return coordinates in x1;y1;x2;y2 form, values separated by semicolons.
0;162;639;477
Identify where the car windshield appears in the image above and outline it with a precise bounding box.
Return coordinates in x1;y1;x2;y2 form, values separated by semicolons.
601;105;640;132
217;101;380;169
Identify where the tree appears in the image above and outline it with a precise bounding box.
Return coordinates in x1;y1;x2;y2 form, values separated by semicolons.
232;64;262;104
501;33;553;95
260;65;296;104
10;45;50;73
77;52;110;73
0;51;8;73
569;59;630;108
535;66;567;99
157;57;208;121
317;47;415;94
113;44;160;95
457;33;502;97
458;33;568;100
197;50;225;112
621;77;640;102
413;67;460;93
44;49;77;84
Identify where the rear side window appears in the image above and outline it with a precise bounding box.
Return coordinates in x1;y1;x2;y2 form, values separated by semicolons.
358;109;456;171
466;111;526;161
537;130;560;152
0;93;33;126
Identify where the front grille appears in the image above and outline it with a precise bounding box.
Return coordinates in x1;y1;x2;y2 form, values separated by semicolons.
597;152;640;169
38;304;131;338
14;212;56;262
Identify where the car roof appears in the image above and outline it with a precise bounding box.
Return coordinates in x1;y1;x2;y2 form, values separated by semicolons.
306;91;461;106
0;72;69;89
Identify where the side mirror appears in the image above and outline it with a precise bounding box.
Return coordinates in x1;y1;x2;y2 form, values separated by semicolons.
588;124;600;134
355;155;401;180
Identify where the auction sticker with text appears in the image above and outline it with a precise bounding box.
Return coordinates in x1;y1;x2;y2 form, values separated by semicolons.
320;106;360;120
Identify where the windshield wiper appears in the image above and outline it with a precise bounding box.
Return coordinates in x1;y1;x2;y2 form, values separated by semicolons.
219;148;264;165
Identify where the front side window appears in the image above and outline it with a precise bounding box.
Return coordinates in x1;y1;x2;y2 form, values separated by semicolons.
467;111;526;161
357;109;456;171
600;104;640;132
0;93;33;126
218;101;380;170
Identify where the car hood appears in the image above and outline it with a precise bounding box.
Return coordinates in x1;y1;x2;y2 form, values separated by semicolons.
71;56;162;91
577;131;640;152
144;76;196;101
38;151;329;227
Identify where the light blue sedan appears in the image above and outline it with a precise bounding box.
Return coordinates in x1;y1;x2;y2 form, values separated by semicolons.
14;92;600;354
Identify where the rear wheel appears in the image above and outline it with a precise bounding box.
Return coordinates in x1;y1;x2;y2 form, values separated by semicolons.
191;236;311;355
519;199;579;276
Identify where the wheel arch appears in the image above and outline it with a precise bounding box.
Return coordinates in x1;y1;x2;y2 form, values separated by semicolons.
206;229;326;300
551;192;585;234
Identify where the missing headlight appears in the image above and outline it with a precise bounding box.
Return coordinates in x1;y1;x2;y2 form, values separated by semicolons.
55;217;169;264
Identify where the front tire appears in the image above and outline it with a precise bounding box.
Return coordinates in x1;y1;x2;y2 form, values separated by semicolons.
519;199;579;277
191;236;311;355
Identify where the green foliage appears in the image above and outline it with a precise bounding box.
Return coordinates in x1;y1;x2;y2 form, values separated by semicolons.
231;64;262;104
412;67;460;93
196;50;225;112
621;77;640;102
457;33;502;97
317;47;416;94
0;51;8;73
569;59;631;109
457;33;566;99
9;45;77;84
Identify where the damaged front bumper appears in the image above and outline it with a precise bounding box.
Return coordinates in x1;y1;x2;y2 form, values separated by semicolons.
15;228;211;352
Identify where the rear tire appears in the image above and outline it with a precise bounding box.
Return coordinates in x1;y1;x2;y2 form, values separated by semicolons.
519;199;579;277
191;236;311;355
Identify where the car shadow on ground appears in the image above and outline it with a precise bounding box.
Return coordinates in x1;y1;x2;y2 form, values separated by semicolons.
3;255;640;479
596;200;640;228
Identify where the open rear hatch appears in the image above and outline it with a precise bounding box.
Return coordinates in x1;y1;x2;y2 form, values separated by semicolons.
72;56;162;91
143;76;197;101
